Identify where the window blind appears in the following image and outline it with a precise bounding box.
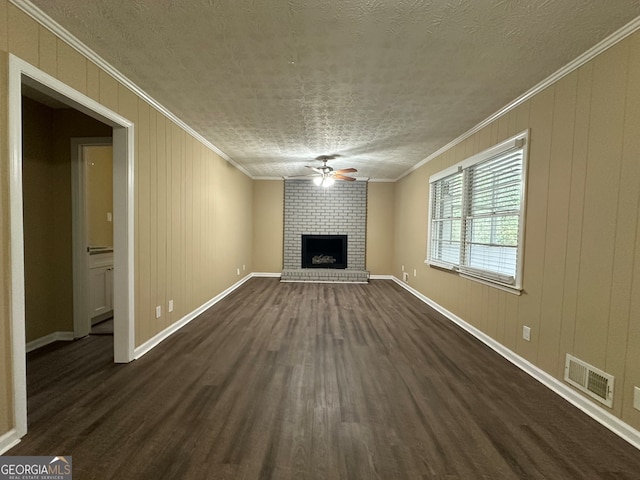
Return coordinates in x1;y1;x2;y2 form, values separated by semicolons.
429;170;463;268
427;132;527;291
460;150;523;284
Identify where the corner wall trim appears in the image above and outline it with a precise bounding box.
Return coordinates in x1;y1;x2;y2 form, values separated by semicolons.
391;276;640;451
0;429;20;455
133;274;253;359
25;332;75;353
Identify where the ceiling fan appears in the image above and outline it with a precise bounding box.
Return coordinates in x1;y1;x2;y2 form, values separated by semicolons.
304;154;358;187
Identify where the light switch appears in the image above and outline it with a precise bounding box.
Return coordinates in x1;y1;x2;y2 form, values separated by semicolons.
107;212;112;222
155;306;161;319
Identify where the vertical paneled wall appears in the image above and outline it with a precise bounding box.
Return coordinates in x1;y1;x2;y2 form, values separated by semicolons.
393;32;640;429
0;0;253;435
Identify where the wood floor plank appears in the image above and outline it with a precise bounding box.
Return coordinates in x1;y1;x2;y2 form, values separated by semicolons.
9;278;640;479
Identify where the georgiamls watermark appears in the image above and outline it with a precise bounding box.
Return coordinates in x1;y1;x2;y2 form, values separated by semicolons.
0;456;72;480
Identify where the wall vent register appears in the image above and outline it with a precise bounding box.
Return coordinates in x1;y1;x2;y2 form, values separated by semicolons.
564;354;614;408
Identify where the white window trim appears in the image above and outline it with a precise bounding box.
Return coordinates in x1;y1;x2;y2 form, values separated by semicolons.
426;130;529;294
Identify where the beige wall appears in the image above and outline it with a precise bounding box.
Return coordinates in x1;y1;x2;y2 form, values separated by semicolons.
22;98;112;343
367;182;395;275
1;1;254;437
22;97;55;343
85;145;113;247
253;180;284;273
394;32;640;429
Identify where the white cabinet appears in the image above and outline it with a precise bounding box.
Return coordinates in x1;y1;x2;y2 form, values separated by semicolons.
89;251;113;322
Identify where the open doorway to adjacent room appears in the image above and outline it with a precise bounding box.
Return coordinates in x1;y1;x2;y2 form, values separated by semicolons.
9;55;135;440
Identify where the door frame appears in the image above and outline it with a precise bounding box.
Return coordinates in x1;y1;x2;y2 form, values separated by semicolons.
71;138;114;339
8;54;135;439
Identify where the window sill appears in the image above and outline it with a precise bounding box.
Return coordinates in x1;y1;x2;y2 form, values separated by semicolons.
425;259;523;295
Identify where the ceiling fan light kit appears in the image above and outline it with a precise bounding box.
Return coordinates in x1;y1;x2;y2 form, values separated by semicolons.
313;176;335;188
303;155;357;187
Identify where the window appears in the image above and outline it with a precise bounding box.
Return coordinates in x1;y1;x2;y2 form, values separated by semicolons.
427;132;528;292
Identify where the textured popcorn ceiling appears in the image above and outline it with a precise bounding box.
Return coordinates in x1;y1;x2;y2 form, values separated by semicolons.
29;0;640;180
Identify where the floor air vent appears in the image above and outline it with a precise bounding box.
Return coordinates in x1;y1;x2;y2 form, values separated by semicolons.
564;354;614;408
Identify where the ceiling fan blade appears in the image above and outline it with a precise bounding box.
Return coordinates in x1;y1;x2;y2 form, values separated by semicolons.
333;168;357;174
334;174;357;181
305;166;323;173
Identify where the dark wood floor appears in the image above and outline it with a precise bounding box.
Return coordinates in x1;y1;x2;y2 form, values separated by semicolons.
9;279;640;479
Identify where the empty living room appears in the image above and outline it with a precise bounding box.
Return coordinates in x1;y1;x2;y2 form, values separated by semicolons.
2;1;640;478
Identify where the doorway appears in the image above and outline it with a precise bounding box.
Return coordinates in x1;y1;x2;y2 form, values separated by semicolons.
8;54;135;440
71;139;115;339
21;98;113;351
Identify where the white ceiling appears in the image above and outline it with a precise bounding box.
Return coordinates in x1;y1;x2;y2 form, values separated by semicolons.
27;0;640;180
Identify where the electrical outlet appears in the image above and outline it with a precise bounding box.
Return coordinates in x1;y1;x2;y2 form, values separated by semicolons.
243;264;246;271
413;268;417;277
634;387;640;411
168;300;174;313
523;326;531;341
155;306;162;319
236;268;240;275
107;212;112;222
401;265;405;271
403;271;409;283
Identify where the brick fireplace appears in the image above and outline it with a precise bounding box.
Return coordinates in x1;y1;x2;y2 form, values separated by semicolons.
281;179;369;282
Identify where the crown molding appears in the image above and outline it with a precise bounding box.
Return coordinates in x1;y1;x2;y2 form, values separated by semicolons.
282;176;370;182
10;0;252;179
250;176;395;182
395;14;640;182
368;178;397;183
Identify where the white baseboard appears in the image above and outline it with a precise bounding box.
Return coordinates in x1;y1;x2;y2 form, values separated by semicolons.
0;428;20;455
91;311;114;325
391;276;640;451
25;331;75;353
370;274;394;280
251;272;282;278
134;274;253;359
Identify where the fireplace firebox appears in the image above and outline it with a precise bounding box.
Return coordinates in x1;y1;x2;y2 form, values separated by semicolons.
301;235;347;269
